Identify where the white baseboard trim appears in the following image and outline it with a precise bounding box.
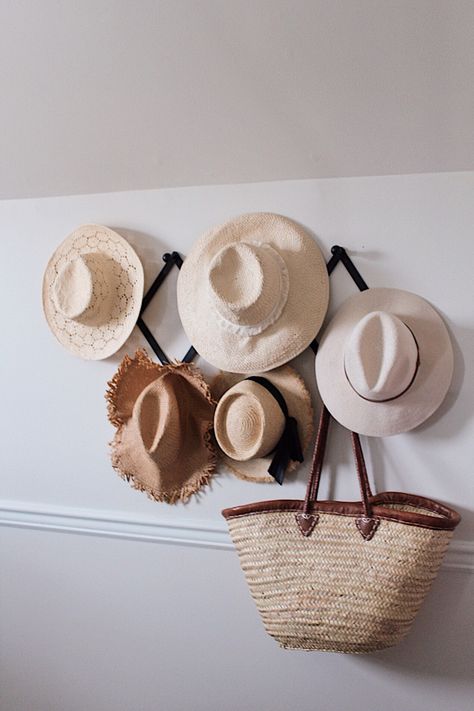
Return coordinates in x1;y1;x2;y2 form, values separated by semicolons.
0;502;472;572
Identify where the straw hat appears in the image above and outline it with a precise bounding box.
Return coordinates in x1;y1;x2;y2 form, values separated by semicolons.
211;366;314;483
177;213;329;373
315;288;454;437
43;224;144;359
106;350;217;503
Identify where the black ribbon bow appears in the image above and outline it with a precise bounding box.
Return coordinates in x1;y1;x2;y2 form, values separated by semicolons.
246;376;304;485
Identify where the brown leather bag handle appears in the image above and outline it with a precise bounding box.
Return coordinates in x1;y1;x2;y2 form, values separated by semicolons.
303;406;331;510
296;407;379;540
350;430;374;519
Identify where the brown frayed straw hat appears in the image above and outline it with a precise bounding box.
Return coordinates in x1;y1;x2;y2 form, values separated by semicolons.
211;366;314;483
43;224;144;359
106;350;217;503
315;288;454;437
177;213;329;373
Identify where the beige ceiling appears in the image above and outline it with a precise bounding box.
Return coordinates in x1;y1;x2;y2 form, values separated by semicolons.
1;0;473;199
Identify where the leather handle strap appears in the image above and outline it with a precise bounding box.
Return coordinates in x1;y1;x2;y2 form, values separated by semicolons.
351;431;373;518
303;406;331;514
303;406;373;517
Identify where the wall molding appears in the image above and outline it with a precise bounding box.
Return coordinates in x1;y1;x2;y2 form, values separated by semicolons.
0;501;472;572
0;502;232;550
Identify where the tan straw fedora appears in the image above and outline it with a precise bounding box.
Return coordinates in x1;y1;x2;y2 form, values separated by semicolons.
106;350;217;503
212;366;314;483
43;224;144;359
177;213;329;373
315;288;454;437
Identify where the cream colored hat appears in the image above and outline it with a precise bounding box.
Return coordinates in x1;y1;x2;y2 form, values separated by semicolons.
43;224;144;359
177;213;329;373
106;350;217;503
211;366;314;483
315;288;454;437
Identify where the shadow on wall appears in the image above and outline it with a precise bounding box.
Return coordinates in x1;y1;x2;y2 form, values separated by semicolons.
360;568;473;681
414;315;471;439
111;226;169;292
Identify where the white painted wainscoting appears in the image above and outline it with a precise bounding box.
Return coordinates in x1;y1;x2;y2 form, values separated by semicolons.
1;173;473;711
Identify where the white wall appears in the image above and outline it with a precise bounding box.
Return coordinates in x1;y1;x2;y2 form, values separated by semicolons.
1;173;473;710
1;0;473;198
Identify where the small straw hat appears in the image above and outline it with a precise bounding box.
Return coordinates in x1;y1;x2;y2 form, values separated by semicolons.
106;350;217;503
177;213;329;373
212;366;314;483
43;224;144;359
315;288;454;437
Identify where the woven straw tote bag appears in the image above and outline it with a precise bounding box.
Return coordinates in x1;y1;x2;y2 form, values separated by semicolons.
222;407;460;653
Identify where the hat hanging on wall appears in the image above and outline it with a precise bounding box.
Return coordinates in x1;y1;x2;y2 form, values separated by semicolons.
315;288;454;437
211;365;314;483
177;213;329;373
106;350;217;504
42;224;144;360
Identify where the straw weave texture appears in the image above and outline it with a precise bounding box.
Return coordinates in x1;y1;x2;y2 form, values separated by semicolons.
43;224;144;359
227;509;453;653
177;212;329;373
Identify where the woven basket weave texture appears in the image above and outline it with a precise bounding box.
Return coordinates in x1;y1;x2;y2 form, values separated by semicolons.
227;508;454;653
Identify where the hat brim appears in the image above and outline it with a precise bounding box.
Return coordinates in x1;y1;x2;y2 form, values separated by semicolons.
106;350;217;503
211;365;314;482
42;224;144;360
315;288;453;437
177;213;329;373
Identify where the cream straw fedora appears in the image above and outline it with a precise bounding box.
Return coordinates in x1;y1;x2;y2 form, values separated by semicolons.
211;366;314;483
315;288;454;437
106;350;217;503
43;224;144;359
177;213;329;373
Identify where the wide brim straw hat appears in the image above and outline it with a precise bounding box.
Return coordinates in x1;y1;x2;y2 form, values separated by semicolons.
315;288;454;437
106;350;217;503
211;365;314;482
177;213;329;373
43;224;144;360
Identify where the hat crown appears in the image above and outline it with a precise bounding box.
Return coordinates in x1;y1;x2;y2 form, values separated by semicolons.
207;241;289;336
132;374;182;468
52;256;94;319
214;380;285;461
51;252;114;326
344;311;418;402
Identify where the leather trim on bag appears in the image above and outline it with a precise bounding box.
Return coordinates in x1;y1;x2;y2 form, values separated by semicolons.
295;512;319;537
355;516;380;540
222;491;461;531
